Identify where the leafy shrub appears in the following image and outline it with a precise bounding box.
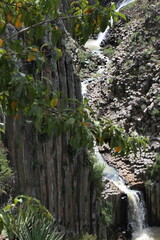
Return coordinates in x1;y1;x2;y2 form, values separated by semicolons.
103;45;115;59
0;195;63;240
149;154;160;178
86;151;105;194
100;202;112;227
0;142;13;195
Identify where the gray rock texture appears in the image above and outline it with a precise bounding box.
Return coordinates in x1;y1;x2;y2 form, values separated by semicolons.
81;0;160;233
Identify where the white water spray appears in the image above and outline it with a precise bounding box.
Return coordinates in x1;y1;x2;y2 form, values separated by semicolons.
98;152;147;235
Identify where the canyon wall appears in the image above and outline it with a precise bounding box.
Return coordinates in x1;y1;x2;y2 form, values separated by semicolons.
3;32;104;237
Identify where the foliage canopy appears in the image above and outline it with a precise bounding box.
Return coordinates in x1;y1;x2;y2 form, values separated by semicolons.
0;0;148;154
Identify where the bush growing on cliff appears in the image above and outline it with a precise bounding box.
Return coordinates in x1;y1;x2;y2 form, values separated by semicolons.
100;202;112;227
103;45;115;59
148;154;160;179
84;151;105;194
0;141;13;196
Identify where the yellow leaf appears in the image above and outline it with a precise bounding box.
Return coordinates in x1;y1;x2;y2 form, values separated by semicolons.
11;101;17;110
54;26;58;30
96;15;101;25
75;24;80;32
15;14;23;28
50;98;58;108
114;146;122;153
84;8;95;14
17;2;22;7
27;55;35;62
32;47;38;52
0;20;5;27
7;12;12;22
81;122;89;127
0;39;3;47
98;136;103;143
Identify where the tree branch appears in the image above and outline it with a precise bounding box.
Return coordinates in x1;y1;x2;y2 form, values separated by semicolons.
10;14;85;38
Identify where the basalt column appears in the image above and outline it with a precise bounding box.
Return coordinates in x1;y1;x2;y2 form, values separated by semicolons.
4;33;99;235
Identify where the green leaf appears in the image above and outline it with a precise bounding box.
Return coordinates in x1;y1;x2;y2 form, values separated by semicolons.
110;3;116;11
14;197;23;205
50;98;58;108
0;214;4;234
4;204;15;211
83;97;88;104
52;28;62;47
55;48;62;61
0;23;6;35
66;117;75;126
10;40;23;53
0;48;6;57
27;85;37;103
100;12;108;32
114;11;126;20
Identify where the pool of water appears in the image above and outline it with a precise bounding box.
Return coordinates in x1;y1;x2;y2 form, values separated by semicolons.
132;227;160;240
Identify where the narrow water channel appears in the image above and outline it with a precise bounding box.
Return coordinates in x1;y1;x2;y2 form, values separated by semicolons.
82;0;160;239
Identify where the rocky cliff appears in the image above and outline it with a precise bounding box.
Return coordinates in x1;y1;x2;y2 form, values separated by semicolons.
2;30;104;239
82;0;160;233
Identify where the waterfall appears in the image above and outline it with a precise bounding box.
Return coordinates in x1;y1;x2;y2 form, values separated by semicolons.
101;159;147;236
93;147;160;240
82;1;160;238
85;0;135;50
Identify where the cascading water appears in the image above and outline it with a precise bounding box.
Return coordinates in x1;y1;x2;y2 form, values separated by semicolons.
85;0;136;50
99;153;160;240
111;179;147;234
92;145;147;237
96;148;147;237
82;0;160;238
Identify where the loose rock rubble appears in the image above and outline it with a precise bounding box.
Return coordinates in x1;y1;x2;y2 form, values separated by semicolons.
81;0;160;188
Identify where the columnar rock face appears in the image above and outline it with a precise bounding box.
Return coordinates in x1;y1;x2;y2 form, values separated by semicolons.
3;33;102;236
146;182;160;226
146;181;160;226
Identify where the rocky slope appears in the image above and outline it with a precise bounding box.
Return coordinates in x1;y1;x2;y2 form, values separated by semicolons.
79;0;160;236
83;0;160;187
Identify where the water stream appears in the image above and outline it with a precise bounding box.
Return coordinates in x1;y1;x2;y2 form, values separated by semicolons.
100;151;160;240
94;146;147;238
85;0;136;50
82;0;160;238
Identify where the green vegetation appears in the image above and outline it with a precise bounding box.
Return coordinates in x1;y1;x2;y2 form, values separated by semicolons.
103;45;115;59
148;154;160;179
100;202;112;227
70;0;126;44
0;142;13;195
0;195;97;240
151;108;159;116
0;0;148;155
0;195;63;240
86;151;105;194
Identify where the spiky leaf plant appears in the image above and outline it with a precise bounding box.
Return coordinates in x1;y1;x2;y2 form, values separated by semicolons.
0;195;63;240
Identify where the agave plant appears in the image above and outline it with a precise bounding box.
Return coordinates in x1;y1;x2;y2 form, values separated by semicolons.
0;195;63;240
